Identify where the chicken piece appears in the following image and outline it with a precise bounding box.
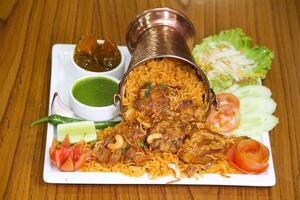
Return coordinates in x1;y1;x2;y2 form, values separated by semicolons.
124;147;147;166
108;149;124;164
93;122;147;165
135;83;171;117
114;122;147;148
93;142;111;163
148;120;187;153
176;99;206;123
134;83;204;124
178;129;247;165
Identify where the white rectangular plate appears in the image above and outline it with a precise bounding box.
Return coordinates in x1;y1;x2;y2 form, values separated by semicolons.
43;44;276;186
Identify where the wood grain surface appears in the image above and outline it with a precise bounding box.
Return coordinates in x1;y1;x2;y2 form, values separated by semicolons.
0;0;299;199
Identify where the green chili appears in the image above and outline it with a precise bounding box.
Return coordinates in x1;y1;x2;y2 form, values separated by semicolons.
30;114;120;129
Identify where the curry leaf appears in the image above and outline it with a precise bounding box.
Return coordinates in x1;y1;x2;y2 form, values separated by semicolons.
144;83;151;98
159;83;166;89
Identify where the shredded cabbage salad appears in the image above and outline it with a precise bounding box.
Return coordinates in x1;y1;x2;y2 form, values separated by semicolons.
192;29;274;92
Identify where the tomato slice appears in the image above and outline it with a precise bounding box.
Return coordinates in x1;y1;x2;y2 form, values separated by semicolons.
207;93;240;133
217;93;240;108
227;139;270;174
207;104;241;133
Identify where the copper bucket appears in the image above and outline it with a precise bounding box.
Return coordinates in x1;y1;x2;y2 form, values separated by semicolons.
115;8;217;119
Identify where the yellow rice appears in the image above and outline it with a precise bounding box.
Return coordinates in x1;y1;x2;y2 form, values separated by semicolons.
80;58;238;179
122;58;207;122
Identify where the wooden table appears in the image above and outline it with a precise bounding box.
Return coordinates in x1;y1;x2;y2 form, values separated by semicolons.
0;0;299;199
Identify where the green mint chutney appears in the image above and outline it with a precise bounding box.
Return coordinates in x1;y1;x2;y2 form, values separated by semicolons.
72;77;118;107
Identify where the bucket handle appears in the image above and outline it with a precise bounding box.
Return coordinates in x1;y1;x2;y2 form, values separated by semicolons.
113;94;121;106
209;88;219;111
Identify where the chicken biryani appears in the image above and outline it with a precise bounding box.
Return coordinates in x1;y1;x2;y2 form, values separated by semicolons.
77;58;246;178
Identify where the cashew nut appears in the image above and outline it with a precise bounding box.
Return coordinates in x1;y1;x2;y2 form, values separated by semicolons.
147;133;162;144
107;135;124;151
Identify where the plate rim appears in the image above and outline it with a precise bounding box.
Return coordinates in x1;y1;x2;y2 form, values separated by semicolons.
43;44;276;186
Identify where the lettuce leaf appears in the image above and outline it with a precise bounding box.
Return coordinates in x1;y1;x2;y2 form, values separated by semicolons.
193;28;251;55
192;28;274;92
243;45;274;79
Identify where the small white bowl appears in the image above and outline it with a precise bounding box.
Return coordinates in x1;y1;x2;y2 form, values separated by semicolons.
69;75;120;121
71;40;125;79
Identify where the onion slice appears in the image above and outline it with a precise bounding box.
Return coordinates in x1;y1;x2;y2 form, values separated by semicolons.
168;163;181;179
51;92;75;117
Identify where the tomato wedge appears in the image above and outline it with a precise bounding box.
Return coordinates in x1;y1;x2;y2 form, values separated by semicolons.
74;154;87;170
50;139;58;155
207;93;241;133
227;139;270;174
49;134;90;172
72;140;85;161
60;152;75;172
59;147;72;164
61;134;70;148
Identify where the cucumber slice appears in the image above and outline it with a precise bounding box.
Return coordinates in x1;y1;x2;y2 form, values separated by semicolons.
234;113;278;136
240;96;277;114
233;85;272;98
57;121;97;144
